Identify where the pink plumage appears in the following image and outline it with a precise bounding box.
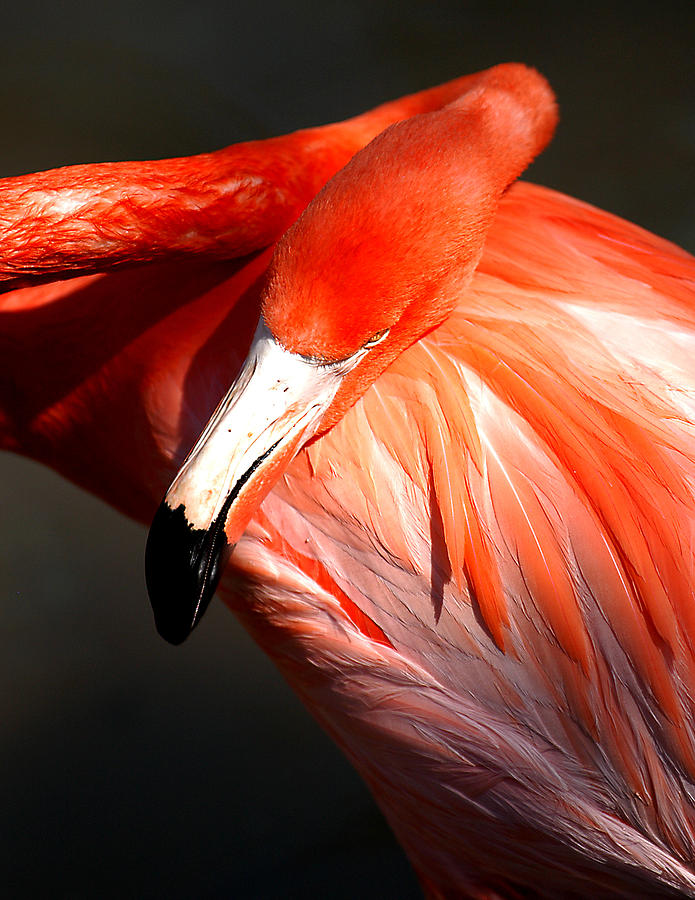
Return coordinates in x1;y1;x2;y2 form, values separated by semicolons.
2;64;695;897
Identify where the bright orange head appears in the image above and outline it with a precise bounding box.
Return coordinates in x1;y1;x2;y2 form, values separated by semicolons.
263;62;557;430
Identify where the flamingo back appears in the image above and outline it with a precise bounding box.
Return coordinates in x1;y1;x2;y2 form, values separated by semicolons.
221;181;695;897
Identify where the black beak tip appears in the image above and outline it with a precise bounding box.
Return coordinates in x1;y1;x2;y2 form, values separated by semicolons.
145;501;229;646
154;619;191;646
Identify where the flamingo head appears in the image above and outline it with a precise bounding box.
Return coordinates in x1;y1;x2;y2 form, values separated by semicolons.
145;64;557;644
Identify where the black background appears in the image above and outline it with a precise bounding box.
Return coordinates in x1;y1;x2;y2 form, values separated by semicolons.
2;2;694;897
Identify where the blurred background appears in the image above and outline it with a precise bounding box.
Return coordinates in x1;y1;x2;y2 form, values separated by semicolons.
1;1;694;897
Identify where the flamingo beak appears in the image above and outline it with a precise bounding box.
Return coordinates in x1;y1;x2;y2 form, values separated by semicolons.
145;320;349;644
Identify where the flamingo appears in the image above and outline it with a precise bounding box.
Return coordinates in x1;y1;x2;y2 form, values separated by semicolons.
2;62;695;897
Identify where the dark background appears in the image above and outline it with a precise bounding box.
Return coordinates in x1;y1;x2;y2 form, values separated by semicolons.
1;2;694;898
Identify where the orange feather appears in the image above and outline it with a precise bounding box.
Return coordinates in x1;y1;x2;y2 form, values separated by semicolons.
3;64;695;897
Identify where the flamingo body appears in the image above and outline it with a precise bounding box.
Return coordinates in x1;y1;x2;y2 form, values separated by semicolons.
217;182;695;898
2;65;695;898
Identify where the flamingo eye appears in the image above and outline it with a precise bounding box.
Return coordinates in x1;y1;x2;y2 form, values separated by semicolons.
363;328;390;349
